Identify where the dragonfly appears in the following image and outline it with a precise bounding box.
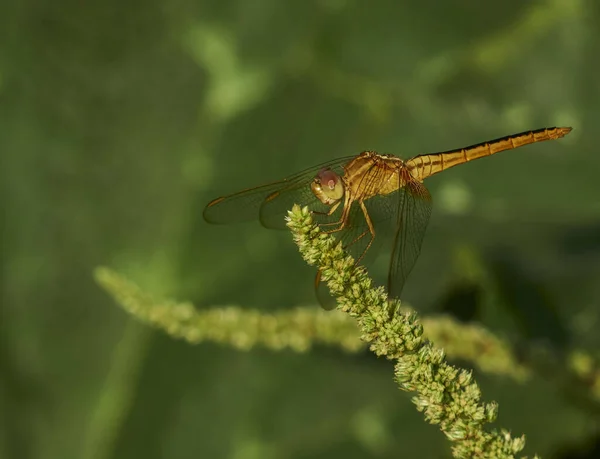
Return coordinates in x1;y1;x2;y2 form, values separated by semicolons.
204;127;572;308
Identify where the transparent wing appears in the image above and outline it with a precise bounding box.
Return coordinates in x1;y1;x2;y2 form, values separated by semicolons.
387;177;433;300
203;156;355;230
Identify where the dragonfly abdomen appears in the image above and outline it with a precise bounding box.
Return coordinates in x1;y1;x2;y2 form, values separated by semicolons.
406;126;572;181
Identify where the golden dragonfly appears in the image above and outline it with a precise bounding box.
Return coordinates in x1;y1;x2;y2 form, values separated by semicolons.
204;127;572;308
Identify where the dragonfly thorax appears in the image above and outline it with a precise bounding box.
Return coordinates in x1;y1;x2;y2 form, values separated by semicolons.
311;168;344;205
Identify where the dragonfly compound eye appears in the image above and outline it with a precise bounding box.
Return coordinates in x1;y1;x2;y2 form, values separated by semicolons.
311;168;344;205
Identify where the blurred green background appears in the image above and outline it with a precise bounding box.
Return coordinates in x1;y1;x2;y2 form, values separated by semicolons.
2;0;599;458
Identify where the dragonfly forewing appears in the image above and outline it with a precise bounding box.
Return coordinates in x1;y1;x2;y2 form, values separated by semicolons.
203;156;354;229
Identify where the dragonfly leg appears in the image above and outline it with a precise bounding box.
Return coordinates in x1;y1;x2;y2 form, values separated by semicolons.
342;202;370;251
342;230;369;262
345;230;369;249
322;197;352;235
319;193;352;234
354;200;375;265
312;201;341;226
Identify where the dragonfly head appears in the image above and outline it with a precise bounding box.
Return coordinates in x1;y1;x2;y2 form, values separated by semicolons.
311;168;344;205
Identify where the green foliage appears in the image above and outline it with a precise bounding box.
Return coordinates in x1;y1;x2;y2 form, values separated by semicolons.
95;266;529;381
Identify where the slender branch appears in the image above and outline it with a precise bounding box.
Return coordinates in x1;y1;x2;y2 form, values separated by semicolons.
94;268;529;382
285;205;532;459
